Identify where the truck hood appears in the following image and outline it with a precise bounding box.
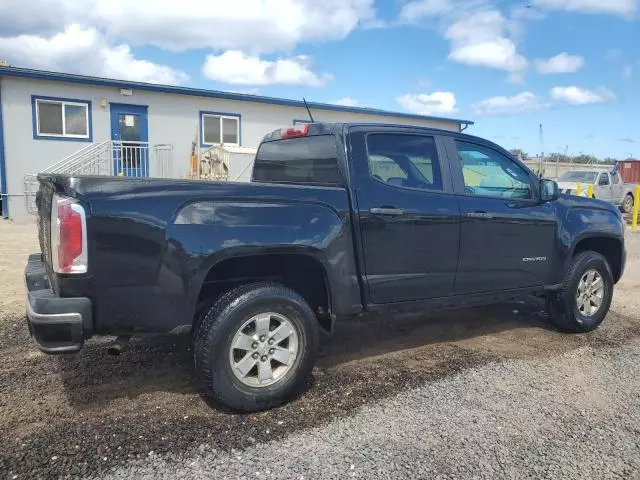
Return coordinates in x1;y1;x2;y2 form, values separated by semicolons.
558;191;621;217
557;181;581;193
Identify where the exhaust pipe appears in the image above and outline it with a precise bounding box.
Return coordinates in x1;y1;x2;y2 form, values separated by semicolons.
107;336;131;356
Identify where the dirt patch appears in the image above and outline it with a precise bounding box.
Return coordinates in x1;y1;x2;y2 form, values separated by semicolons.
2;221;640;478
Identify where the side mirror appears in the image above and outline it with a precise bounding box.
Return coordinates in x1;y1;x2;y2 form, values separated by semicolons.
540;179;559;202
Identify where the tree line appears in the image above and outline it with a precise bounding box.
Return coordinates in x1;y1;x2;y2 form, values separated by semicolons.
510;149;622;165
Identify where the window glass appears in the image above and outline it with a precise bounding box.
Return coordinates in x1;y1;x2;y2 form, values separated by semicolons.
36;99;89;138
222;117;238;144
118;114;141;142
65;104;88;136
456;141;532;199
366;134;442;191
37;101;64;135
202;114;239;145
598;173;610;185
253;135;341;185
559;171;597;183
203;115;221;144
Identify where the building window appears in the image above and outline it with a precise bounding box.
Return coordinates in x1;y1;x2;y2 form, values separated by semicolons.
32;96;91;141
201;112;240;146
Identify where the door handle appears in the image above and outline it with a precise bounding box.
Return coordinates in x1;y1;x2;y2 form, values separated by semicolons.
370;207;405;216
466;211;494;220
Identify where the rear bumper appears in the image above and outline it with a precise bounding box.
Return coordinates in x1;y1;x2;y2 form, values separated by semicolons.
25;254;92;354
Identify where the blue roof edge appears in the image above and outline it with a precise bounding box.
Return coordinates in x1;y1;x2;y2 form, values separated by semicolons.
0;66;474;126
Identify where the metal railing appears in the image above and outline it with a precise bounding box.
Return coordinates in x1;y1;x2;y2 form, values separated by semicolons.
153;144;174;179
24;141;175;215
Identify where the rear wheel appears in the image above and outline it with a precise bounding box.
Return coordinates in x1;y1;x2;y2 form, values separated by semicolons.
547;251;613;333
622;193;634;214
193;282;319;411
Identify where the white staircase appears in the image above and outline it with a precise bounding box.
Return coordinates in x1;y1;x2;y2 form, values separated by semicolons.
24;141;174;215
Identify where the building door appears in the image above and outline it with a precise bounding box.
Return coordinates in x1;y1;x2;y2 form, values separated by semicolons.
110;103;149;177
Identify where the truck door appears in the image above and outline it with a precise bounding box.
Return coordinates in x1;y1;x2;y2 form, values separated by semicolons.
444;137;558;294
348;126;460;304
610;170;623;203
596;172;612;201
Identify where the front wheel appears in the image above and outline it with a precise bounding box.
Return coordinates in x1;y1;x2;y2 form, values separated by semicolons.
547;251;613;333
193;282;319;412
622;193;634;214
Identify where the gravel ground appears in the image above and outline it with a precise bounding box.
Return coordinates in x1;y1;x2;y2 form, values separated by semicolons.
101;341;640;480
1;220;640;479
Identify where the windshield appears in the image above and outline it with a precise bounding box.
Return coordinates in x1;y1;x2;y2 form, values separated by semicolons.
558;171;598;183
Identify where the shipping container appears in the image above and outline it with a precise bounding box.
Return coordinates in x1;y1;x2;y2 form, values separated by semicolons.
616;160;640;183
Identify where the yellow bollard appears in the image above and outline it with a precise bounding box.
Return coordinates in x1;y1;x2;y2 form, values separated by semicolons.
576;183;582;196
587;184;594;198
632;185;640;233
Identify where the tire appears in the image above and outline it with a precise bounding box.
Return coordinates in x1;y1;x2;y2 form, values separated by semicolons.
193;282;319;412
622;193;634;214
547;251;613;333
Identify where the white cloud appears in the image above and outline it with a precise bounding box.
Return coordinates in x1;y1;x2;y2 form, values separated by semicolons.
0;25;189;84
330;97;359;107
444;11;527;73
534;52;585;74
472;92;546;116
0;0;376;54
399;0;455;21
533;0;637;16
397;92;458;115
550;86;616;105
0;1;378;85
623;65;633;80
201;50;332;87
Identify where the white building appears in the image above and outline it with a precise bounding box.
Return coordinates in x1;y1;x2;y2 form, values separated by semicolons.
0;66;473;219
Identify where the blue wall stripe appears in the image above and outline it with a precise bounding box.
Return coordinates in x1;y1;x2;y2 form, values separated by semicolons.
0;78;8;218
0;67;473;127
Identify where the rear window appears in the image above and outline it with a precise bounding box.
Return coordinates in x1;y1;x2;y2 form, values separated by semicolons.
252;135;342;186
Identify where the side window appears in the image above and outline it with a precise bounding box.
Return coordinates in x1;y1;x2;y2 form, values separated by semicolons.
33;96;91;140
366;134;442;191
455;141;532;199
201;112;240;146
598;173;610;186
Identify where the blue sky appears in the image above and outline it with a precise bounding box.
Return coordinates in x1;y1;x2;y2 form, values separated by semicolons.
1;0;638;158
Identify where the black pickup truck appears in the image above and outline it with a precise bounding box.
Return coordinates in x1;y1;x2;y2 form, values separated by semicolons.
26;122;626;411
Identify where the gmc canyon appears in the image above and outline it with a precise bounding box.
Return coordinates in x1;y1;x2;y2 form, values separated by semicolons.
26;122;626;411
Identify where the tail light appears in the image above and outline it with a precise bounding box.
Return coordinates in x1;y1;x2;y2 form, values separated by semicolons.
280;124;309;139
51;194;88;274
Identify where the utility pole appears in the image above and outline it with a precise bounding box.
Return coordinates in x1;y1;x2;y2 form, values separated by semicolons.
538;124;544;177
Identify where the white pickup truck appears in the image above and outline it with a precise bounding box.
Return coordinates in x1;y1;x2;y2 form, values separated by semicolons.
557;169;638;213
